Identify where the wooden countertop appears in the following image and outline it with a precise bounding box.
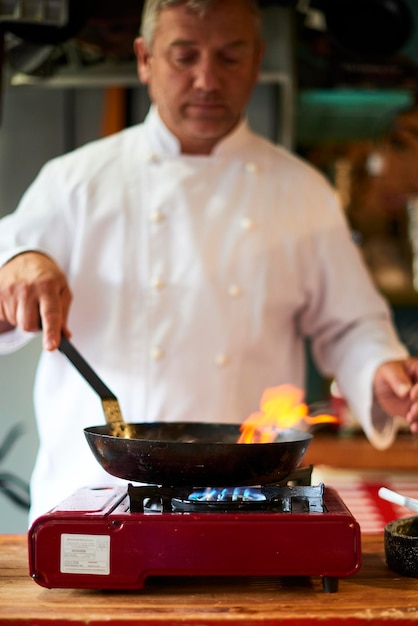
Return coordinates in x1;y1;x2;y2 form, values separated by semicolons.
1;534;418;624
304;431;418;471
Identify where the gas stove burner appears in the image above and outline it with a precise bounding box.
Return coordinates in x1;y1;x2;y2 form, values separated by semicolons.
174;486;270;512
128;466;315;513
181;484;325;513
130;484;326;513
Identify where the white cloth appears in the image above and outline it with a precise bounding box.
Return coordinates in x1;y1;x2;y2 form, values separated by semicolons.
0;107;408;523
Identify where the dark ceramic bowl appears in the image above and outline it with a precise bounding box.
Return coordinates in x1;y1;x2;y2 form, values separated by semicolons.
384;517;418;578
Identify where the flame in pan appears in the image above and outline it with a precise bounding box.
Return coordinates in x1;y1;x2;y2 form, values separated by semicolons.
238;384;339;443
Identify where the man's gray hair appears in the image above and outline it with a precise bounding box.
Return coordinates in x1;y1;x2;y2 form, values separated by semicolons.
140;0;261;48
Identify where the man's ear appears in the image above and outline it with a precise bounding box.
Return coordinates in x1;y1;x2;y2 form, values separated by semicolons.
134;37;151;84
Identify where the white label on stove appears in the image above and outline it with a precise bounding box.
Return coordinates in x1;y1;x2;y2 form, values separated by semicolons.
60;534;110;575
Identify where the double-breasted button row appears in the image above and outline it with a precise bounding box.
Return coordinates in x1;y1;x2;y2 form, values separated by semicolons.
148;158;259;368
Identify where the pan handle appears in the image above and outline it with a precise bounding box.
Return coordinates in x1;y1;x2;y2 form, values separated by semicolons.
58;334;117;401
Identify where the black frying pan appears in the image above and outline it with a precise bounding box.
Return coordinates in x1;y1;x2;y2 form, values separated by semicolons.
58;336;312;487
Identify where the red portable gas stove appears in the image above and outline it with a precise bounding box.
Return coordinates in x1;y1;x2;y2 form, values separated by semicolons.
28;468;361;593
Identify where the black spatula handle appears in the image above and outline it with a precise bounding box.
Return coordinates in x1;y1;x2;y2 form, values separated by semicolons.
58;334;117;401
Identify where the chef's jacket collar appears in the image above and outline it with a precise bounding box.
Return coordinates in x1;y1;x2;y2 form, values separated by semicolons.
144;105;253;159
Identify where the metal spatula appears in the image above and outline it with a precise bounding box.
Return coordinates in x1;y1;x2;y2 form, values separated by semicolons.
58;334;128;438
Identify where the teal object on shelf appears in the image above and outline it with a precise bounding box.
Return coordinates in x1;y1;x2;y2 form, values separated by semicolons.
296;89;415;144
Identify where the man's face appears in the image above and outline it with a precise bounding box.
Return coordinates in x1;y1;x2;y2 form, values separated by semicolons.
134;0;264;154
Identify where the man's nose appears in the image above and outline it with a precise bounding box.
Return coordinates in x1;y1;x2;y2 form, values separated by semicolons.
193;57;222;91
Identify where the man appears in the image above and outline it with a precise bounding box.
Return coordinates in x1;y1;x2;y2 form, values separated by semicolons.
0;0;418;523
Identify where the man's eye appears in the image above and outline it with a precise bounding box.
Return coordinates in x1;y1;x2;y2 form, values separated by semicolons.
221;55;242;65
174;55;196;65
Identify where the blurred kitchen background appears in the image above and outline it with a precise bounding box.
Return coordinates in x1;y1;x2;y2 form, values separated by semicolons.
1;0;418;532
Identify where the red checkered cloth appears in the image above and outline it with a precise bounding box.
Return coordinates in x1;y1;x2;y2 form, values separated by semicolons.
313;470;418;534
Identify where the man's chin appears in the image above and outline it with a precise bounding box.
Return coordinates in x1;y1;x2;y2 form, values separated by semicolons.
183;117;236;142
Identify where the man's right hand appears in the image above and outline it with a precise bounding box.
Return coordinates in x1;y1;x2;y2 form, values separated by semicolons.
0;252;72;350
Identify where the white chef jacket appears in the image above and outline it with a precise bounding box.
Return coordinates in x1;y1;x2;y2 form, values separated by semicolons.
0;106;408;523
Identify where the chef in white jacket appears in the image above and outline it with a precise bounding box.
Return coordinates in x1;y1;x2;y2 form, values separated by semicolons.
1;0;418;524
